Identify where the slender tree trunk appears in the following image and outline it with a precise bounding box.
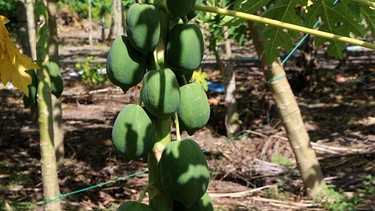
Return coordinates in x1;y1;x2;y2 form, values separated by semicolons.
48;0;64;165
18;0;38;120
249;22;325;197
35;0;61;209
88;0;93;47
16;1;31;57
266;60;324;196
27;0;37;60
112;0;123;37
222;26;240;137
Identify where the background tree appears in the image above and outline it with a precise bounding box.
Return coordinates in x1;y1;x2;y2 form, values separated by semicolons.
48;0;65;165
35;0;62;209
194;0;375;196
108;0;123;39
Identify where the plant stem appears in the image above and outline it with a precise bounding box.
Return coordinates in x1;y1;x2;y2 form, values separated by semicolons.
193;4;375;50
148;118;173;210
174;112;181;141
137;184;151;203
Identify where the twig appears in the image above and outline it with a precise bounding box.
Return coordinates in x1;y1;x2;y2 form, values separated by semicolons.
250;197;317;208
208;185;274;198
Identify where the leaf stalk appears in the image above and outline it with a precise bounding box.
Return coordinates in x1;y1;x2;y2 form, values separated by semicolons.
193;4;375;50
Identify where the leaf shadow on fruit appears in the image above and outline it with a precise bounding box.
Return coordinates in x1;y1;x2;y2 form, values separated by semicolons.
126;5;160;53
173;192;214;211
120;118;156;162
160;140;210;205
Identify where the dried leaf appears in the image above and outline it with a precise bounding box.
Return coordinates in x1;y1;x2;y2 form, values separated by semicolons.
0;15;39;96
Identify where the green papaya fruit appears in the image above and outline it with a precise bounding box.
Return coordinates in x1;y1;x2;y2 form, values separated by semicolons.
173;192;214;211
117;201;153;211
22;69;38;108
106;35;147;93
159;139;210;206
149;192;173;211
112;104;157;162
126;4;161;54
186;0;202;20
178;82;210;135
48;61;64;98
166;0;196;17
166;24;204;75
141;68;180;119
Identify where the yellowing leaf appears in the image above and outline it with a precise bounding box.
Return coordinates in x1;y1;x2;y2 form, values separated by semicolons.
0;15;39;96
191;69;209;91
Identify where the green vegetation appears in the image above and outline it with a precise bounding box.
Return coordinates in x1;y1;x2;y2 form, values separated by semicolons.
112;104;158;161
106;35;146;92
166;0;195;18
117;200;153;211
313;175;375;211
271;153;293;166
178;82;210;135
159;139;210;206
141;68;181;119
166;24;204;75
126;4;161;54
173;192;214;211
49;62;64;98
76;56;107;84
105;1;213;209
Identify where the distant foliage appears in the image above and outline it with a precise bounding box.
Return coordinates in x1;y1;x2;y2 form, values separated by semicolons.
57;0;113;19
0;0;19;34
76;56;107;84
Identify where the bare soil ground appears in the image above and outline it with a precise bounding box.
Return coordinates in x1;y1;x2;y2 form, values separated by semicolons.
1;24;375;210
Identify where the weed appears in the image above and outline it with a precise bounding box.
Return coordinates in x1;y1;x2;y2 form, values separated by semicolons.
271;153;293;166
313;175;375;211
75;56;107;84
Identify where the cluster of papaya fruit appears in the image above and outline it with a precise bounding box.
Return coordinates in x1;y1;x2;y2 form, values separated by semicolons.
107;0;213;210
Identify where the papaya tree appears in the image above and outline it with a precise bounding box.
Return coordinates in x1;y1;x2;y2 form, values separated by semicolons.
34;0;63;209
106;1;212;210
106;3;375;211
193;0;375;197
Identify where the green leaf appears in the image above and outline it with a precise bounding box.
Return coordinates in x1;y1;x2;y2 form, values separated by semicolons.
304;0;366;58
234;0;271;14
361;6;375;38
221;0;271;27
259;0;307;64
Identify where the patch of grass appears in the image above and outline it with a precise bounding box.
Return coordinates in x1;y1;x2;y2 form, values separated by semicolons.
263;176;290;200
76;56;108;85
271;153;293;166
313;175;375;211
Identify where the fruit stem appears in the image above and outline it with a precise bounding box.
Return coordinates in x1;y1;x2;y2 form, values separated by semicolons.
174;112;181;141
147;52;158;70
138;88;143;106
137;184;151;203
182;75;188;85
182;16;189;24
152;118;172;161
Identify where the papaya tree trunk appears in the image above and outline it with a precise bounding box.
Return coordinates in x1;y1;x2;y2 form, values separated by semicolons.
266;60;325;196
37;66;61;211
47;0;65;165
36;0;61;209
249;22;325;197
222;27;240;138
